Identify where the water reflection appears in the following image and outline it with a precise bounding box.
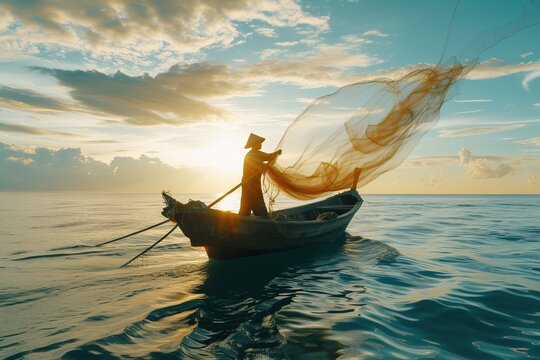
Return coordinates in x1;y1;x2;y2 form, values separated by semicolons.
55;235;398;359
179;235;395;359
179;238;347;358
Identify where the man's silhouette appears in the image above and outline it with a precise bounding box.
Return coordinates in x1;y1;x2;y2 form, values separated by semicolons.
239;133;281;217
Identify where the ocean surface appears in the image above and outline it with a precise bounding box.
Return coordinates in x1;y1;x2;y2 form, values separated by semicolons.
0;192;539;359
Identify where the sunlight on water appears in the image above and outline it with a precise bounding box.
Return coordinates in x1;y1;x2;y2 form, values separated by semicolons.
0;192;539;359
208;191;241;212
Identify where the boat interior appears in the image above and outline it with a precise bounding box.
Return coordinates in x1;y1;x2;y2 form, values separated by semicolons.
273;193;360;221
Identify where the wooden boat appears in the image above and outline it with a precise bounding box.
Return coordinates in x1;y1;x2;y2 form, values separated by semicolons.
161;189;363;260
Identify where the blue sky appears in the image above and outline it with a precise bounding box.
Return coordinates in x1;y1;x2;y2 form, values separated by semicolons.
0;0;539;193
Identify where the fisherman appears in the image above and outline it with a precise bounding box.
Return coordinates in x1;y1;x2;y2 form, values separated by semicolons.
239;133;281;217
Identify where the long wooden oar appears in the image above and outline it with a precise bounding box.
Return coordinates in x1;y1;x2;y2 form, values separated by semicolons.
119;175;259;267
119;174;263;266
120;152;280;266
207;182;243;208
95;219;170;247
120;224;178;268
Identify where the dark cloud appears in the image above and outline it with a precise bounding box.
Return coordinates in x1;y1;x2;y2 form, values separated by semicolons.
31;64;251;125
0;121;74;137
0;86;69;112
0;142;203;191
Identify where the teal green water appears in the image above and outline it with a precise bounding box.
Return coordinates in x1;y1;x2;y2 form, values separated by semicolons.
0;193;539;359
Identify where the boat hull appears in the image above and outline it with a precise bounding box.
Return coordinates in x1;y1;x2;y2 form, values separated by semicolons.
202;221;351;260
164;189;362;260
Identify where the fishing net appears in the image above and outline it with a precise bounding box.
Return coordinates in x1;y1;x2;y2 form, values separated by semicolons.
266;63;469;200
265;0;540;202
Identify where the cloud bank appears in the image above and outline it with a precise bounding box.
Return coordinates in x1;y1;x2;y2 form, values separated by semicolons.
406;149;540;181
458;148;514;179
0;142;203;192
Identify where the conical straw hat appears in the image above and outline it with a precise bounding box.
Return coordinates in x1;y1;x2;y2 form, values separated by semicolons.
244;133;265;148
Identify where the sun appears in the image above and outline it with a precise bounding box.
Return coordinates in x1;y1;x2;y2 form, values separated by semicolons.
207;138;246;176
176;134;246;178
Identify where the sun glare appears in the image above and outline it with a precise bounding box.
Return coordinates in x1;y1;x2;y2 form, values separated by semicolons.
207;138;245;176
176;135;246;177
211;191;241;211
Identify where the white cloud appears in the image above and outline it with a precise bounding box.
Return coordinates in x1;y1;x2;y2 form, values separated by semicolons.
259;48;284;60
522;70;540;90
341;30;388;45
458;148;471;164
268;58;540;90
458;148;515;179
406;152;539;166
300;38;320;46
245;43;382;87
363;30;388;38
342;34;372;44
436;118;540;129
6;156;33;165
6;144;36;154
515;137;540;146
439;124;525;138
455;99;493;103
454;110;484;115
275;41;298;47
466;59;540;80
256;27;277;37
519;51;533;59
0;0;328;68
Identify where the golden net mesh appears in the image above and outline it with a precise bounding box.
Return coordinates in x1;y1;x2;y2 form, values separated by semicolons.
266;64;469;200
264;0;540;202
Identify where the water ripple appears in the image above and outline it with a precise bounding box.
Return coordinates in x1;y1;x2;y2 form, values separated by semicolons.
1;193;538;359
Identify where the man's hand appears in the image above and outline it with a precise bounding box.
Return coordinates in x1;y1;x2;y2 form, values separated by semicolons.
269;149;281;162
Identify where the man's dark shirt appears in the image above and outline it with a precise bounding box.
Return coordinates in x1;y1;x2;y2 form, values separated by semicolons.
239;149;275;216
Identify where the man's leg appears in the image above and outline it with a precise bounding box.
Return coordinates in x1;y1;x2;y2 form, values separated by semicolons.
239;189;251;216
238;186;253;216
252;193;269;217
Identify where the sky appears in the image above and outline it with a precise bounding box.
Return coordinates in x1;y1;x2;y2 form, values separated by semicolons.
0;0;539;194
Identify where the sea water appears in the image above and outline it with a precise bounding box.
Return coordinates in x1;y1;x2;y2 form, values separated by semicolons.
0;192;538;359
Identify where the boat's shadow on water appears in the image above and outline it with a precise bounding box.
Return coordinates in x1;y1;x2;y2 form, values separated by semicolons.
178;234;399;359
57;235;399;359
